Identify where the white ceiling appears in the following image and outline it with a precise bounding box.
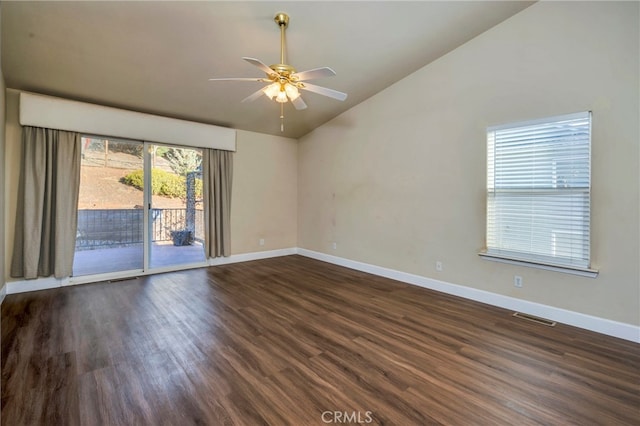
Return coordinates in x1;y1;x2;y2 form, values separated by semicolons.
1;1;534;139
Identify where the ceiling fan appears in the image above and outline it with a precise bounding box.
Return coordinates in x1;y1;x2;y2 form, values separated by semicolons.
209;12;347;131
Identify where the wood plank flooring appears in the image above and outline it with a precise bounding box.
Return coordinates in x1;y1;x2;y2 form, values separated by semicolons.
2;255;639;425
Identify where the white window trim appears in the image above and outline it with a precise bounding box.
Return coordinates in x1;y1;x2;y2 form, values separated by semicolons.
478;250;598;278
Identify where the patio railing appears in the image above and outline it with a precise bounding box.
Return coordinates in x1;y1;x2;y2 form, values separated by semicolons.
76;208;203;250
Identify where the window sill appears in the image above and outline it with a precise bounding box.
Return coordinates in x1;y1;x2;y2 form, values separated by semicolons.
478;251;599;278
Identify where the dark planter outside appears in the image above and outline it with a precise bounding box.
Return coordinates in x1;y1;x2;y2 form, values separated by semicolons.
170;230;193;246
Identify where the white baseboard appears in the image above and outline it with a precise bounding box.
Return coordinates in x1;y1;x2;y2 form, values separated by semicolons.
0;283;7;305
296;248;640;344
6;276;69;294
208;248;298;266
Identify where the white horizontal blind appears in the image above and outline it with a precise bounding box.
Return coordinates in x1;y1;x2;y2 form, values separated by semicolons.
486;112;591;269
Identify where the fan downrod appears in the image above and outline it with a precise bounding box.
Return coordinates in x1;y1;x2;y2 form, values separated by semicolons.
271;12;294;75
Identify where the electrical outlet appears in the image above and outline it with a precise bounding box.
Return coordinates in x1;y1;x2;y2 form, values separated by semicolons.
436;261;443;272
259;238;265;246
514;276;523;288
332;242;337;250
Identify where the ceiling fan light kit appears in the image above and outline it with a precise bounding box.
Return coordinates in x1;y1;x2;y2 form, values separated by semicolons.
209;12;347;132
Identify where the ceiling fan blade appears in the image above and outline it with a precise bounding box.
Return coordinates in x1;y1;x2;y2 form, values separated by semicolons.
299;83;348;101
208;77;266;82
291;96;307;110
241;87;267;103
292;67;336;81
243;57;276;76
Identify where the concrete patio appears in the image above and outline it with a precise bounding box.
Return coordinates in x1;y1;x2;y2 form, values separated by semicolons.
72;242;206;276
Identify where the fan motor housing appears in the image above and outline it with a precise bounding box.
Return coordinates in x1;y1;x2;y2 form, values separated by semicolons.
269;63;296;77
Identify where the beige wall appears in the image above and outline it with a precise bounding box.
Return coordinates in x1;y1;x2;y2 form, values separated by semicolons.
231;130;297;254
3;90;298;282
298;1;640;325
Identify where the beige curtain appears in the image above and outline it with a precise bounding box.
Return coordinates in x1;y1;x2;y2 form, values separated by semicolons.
202;149;233;258
11;127;81;279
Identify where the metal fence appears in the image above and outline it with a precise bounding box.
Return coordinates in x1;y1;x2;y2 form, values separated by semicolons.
76;208;204;250
151;208;204;243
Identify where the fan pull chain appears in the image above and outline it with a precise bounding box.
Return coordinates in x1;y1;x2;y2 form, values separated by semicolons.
280;103;284;132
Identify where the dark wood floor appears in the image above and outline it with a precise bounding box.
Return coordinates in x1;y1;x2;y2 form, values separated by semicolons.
2;255;639;425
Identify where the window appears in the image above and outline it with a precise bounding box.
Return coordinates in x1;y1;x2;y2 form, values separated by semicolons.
483;111;594;273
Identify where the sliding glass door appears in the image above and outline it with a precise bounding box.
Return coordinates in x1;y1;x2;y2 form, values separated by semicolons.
73;137;144;276
72;138;206;277
148;144;206;269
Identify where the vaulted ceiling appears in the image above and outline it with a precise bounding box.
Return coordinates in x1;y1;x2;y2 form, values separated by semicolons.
1;1;534;139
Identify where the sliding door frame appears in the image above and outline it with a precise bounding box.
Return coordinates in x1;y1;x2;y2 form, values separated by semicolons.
69;136;209;286
144;141;208;272
143;142;152;271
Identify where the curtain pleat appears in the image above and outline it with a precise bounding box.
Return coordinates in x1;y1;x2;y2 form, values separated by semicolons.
11;127;81;279
203;149;233;258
